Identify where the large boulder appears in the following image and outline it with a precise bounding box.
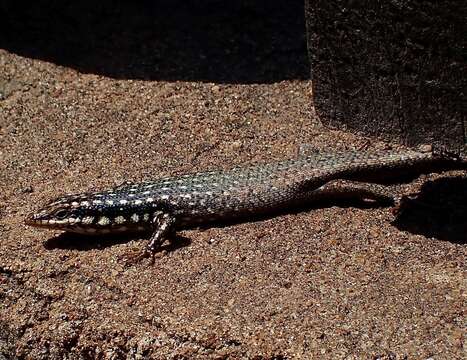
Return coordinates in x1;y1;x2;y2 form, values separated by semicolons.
305;1;465;154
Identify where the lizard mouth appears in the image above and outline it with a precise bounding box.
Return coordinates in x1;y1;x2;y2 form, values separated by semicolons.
24;213;41;227
24;212;69;228
24;215;52;228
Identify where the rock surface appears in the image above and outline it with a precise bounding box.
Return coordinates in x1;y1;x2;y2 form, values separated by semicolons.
306;0;466;154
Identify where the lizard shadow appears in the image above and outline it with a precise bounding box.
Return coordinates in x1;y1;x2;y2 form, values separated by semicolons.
44;232;191;252
392;176;467;244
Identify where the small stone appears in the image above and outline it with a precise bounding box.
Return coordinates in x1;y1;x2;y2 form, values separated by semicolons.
418;144;432;153
20;186;33;194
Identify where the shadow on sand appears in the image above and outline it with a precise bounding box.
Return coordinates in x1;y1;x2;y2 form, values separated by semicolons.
393;176;467;244
1;0;309;84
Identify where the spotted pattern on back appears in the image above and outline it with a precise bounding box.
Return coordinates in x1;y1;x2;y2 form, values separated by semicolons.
26;148;455;234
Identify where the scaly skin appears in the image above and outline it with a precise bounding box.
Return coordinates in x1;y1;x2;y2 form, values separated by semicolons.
25;147;465;256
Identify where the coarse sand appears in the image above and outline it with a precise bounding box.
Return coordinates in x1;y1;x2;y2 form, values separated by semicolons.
0;1;465;359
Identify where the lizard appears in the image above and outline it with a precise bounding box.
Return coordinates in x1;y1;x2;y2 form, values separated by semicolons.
25;146;465;260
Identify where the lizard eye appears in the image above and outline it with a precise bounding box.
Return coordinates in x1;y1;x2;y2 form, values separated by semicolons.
54;209;68;219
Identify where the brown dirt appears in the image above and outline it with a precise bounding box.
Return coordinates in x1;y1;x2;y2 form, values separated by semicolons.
1;2;465;359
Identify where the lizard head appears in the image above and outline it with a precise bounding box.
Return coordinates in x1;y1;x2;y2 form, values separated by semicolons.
25;194;99;233
25;192;153;234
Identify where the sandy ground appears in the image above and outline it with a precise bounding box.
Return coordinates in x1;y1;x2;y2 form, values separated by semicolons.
1;1;466;359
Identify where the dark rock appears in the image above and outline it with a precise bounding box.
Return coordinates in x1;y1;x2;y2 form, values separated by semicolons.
305;0;466;154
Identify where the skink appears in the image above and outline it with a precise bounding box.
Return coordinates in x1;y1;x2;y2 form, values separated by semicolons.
26;147;465;257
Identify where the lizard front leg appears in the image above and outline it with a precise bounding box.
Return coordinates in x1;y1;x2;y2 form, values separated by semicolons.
122;211;176;265
146;211;177;257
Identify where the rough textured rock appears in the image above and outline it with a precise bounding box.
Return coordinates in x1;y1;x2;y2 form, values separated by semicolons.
305;0;466;154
